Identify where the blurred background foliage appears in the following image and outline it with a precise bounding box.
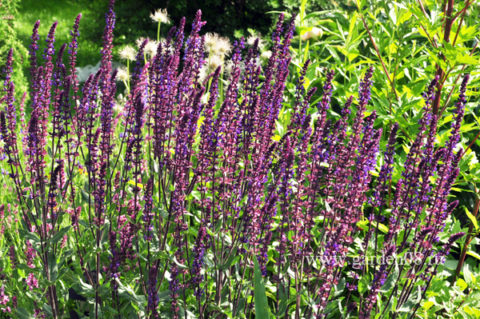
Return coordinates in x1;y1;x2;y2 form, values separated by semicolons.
8;0;348;68
0;0;28;98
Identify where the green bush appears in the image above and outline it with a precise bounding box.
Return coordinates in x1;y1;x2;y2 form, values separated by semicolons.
0;0;28;100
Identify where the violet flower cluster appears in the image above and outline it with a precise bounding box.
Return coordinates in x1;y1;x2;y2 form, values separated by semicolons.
0;3;468;318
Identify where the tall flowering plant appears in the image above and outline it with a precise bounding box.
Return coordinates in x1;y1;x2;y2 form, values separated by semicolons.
0;2;468;318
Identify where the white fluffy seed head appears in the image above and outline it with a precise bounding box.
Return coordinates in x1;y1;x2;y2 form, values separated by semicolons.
261;50;272;60
204;33;232;57
145;40;159;58
224;60;234;77
136;37;146;48
150;8;170;24
246;34;264;49
208;55;224;71
198;67;208;84
119;45;136;61
116;67;129;82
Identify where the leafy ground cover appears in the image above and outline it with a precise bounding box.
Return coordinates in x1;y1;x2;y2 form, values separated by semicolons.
15;0;102;67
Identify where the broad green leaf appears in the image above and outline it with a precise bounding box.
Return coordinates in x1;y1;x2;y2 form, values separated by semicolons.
17;307;33;319
464;306;480;319
456;54;479;65
457;278;468;291
347;12;357;44
358;274;369;295
422;300;434;310
381;261;399;293
460;122;477;133
464;266;476;285
254;257;270;319
117;279;146;304
397;9;412;25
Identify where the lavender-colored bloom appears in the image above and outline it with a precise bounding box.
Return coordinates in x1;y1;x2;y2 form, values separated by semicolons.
0;286;9;305
3;49;13;88
69;13;82;113
147;264;159;317
29;20;40;78
26;273;39;290
9;246;15;269
191;224;208;298
100;0;116;90
372;123;398;207
143;178;154;241
25;241;36;268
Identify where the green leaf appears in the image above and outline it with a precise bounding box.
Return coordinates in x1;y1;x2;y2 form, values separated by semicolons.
276;283;289;315
456;278;468;291
464;207;479;231
397;9;412;25
334;278;346;297
299;0;308;22
381;261;399;293
16;308;32;319
302;40;310;66
356;220;368;231
358;274;370;295
422;300;434;311
275;119;285;137
464;306;480;318
464;266;476;285
157;290;171;301
456;54;479;65
347;12;357;43
356;219;389;233
253;257;270;319
220;253;240;270
49;226;71;246
466;250;480;261
117;279;146;304
48;253;58;282
78;277;95;296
